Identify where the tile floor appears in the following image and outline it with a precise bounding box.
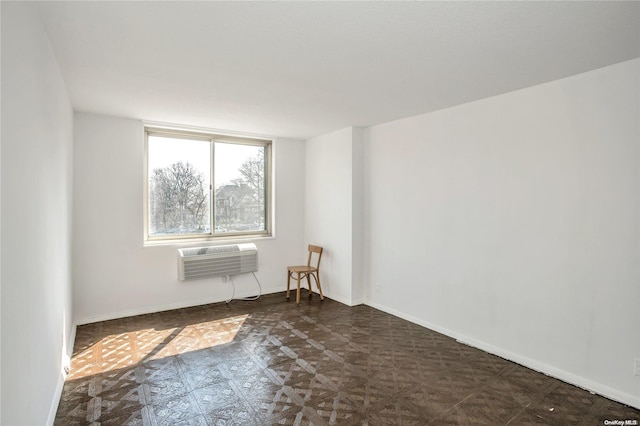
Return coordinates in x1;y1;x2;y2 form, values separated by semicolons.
55;291;640;425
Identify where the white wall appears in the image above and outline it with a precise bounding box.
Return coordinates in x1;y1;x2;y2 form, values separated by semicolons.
351;129;365;305
305;127;364;305
1;3;75;425
364;58;640;408
73;113;306;323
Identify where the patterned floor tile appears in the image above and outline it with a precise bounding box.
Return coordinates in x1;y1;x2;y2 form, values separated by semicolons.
150;392;204;425
54;292;640;425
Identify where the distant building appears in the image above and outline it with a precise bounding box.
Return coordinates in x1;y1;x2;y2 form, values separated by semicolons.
215;183;262;231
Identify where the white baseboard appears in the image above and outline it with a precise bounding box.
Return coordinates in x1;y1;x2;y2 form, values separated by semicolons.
47;321;78;425
76;286;284;325
323;292;352;307
365;300;640;410
47;372;65;426
321;291;364;307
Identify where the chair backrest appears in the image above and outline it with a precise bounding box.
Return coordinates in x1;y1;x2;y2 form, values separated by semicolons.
307;244;323;269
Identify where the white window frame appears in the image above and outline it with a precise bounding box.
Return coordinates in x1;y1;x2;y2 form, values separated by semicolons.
144;126;273;243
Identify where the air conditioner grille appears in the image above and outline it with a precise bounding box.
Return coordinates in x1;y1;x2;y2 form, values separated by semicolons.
177;243;257;281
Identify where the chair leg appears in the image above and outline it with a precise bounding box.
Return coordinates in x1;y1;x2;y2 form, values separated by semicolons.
314;272;324;300
286;272;291;300
306;274;312;299
296;273;301;304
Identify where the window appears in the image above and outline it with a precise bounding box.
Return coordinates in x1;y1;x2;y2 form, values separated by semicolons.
145;127;272;242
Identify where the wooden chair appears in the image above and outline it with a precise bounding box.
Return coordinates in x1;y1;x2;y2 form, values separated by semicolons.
287;245;324;304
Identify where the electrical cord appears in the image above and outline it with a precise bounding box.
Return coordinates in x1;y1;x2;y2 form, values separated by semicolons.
225;271;262;304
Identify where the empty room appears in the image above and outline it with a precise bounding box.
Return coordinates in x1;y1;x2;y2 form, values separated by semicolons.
1;1;639;425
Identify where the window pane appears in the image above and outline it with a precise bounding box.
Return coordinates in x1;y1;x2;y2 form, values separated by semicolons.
214;142;266;233
148;136;211;236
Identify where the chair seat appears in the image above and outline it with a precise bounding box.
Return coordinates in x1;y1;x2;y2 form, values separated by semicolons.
288;265;317;273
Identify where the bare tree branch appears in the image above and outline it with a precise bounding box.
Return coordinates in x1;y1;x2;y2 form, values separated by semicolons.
150;161;209;234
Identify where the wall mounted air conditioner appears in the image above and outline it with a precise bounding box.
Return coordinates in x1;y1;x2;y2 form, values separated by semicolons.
178;243;258;281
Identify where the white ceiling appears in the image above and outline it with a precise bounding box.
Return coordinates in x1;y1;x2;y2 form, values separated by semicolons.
37;1;640;140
